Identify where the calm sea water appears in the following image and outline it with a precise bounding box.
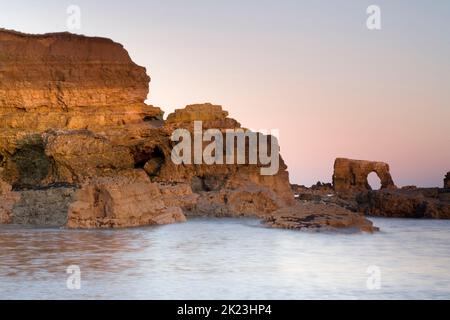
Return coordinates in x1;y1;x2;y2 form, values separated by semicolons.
0;217;449;300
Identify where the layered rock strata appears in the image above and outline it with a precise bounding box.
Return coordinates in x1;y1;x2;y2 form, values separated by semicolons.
0;29;162;187
0;29;375;232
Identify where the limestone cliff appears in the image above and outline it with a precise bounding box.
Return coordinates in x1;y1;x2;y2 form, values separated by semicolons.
0;29;153;112
0;28;162;187
0;29;375;232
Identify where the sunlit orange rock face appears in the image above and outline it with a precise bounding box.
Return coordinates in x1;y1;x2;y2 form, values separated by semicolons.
0;29;377;232
0;29;299;229
0;29;152;114
66;170;186;228
0;29;163;187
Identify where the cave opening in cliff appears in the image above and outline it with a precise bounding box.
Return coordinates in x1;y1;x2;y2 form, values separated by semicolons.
134;146;165;177
367;171;382;190
11;137;53;189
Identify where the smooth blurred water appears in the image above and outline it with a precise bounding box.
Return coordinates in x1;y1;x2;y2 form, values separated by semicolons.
0;217;449;300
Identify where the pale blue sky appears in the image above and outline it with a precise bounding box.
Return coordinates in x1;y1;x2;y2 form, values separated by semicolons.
1;0;449;186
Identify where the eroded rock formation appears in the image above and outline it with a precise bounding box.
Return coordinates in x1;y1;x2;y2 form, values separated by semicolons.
67;170;186;228
0;29;162;187
0;29;375;232
445;172;450;189
333;158;396;193
292;159;449;220
156;103;296;217
43;130;135;183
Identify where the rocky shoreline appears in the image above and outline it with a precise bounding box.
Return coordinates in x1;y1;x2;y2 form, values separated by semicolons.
0;29;448;233
292;160;450;221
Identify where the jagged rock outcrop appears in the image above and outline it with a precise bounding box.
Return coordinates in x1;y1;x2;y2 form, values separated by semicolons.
333;158;396;193
0;29;377;232
158;103;296;216
166;103;241;129
445;172;450;189
0;29;150;110
290;169;450;220
0;29;162;187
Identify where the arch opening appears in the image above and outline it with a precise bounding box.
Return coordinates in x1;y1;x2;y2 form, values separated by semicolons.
367;171;382;190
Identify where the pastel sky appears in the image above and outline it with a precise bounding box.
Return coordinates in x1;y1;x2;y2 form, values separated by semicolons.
1;0;449;187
